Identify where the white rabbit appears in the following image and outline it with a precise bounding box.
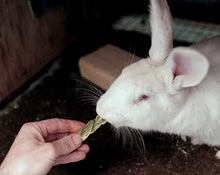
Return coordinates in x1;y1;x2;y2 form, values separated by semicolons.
96;0;220;158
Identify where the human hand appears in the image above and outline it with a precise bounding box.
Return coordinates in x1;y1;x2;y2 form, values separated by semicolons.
0;118;89;175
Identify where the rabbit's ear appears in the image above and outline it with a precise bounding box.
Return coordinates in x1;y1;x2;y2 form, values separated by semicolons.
149;0;173;63
149;0;173;62
165;47;209;89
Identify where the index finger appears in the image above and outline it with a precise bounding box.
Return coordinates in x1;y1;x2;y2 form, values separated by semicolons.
34;118;85;138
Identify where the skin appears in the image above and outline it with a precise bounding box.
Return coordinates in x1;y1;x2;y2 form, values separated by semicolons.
0;118;90;175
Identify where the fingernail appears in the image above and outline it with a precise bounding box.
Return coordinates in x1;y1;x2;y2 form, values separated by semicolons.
73;134;82;146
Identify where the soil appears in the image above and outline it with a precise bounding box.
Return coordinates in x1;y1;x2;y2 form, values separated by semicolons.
0;30;220;175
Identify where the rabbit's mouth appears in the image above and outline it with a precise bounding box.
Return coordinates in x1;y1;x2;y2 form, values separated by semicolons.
101;113;129;128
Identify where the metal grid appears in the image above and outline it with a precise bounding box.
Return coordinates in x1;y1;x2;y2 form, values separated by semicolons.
113;14;220;43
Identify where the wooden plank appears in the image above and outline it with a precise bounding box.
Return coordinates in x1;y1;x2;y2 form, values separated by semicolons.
79;44;141;90
0;0;69;104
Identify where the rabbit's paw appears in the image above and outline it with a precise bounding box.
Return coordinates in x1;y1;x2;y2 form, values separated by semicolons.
215;150;220;160
180;135;187;142
191;137;203;145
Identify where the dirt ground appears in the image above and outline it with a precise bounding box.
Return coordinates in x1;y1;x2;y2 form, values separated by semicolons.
0;30;220;175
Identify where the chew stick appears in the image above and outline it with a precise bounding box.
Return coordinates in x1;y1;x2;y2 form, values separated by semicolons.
76;115;107;141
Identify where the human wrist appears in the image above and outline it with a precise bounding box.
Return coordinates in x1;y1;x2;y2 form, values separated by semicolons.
0;161;29;175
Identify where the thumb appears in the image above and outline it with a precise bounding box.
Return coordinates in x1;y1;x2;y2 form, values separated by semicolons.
50;133;82;157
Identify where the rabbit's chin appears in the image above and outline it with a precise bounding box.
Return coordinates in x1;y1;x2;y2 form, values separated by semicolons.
105;117;130;129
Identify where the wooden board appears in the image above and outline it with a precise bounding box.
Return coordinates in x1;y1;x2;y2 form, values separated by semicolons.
79;44;141;90
0;0;69;104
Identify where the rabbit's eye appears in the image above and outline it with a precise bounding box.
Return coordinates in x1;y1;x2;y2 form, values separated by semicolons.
139;95;149;101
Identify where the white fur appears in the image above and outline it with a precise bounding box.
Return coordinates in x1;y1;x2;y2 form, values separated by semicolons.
149;0;173;62
96;0;220;158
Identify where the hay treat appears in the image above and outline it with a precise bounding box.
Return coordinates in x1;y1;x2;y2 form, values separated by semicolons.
76;115;107;141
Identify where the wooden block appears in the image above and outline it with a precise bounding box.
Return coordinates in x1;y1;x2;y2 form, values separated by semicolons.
79;44;141;90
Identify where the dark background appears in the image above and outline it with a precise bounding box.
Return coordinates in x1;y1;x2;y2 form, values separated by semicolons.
30;0;220;35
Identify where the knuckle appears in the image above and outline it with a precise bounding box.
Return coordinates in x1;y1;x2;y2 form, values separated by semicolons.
60;135;81;153
52;118;59;122
51;118;61;124
61;138;73;151
21;122;33;131
70;135;81;148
